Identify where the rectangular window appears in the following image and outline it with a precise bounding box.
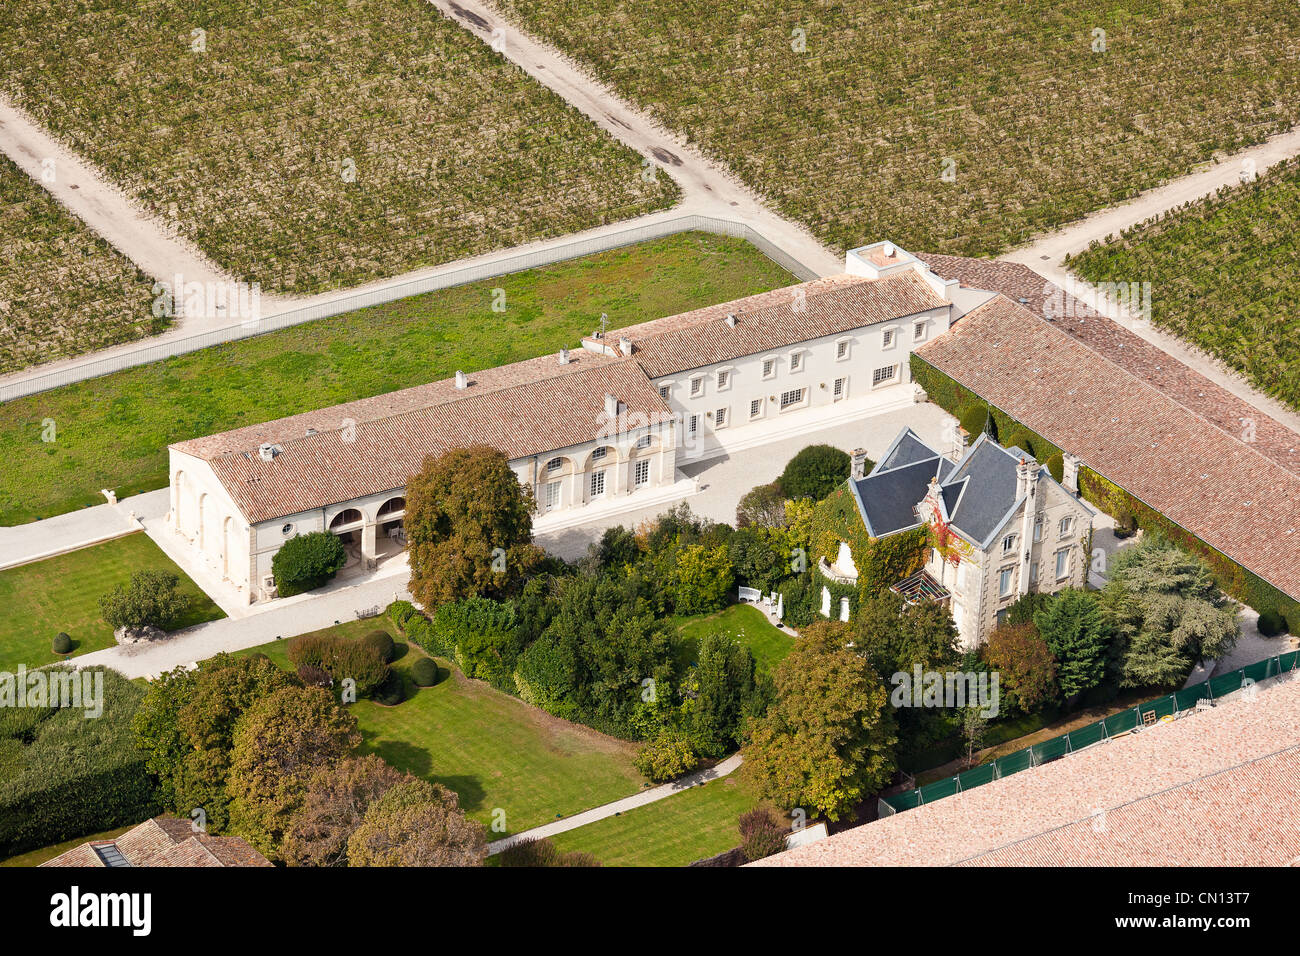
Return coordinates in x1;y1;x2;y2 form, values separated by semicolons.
999;567;1014;597
882;328;895;348
1002;534;1016;553
715;407;728;428
690;377;704;398
914;321;926;341
836;340;849;360
762;358;776;379
658;384;671;400
1033;517;1042;541
1056;549;1070;580
716;369;730;390
749;398;763;419
833;376;846;400
1029;561;1039;586
636;434;652;449
590;471;606;497
687;414;699;436
872;365;897;387
790;351;802;371
1059;516;1073;537
545;480;561;510
779;388;804;410
635;459;650;487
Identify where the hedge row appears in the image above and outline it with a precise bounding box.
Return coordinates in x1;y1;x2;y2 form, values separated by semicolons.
911;353;1298;624
0;668;161;856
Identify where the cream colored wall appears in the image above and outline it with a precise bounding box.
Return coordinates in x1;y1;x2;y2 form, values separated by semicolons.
168;449;254;596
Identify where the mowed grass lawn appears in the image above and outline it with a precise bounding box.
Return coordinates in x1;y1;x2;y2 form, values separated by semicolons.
0;532;224;672
239;620;647;837
0;156;160;373
676;603;795;672
0;0;677;296
1068;156;1300;413
0;233;793;525
549;776;759;867
493;0;1300;256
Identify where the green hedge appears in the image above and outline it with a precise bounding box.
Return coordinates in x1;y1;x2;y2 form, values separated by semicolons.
0;668;161;856
912;353;1299;624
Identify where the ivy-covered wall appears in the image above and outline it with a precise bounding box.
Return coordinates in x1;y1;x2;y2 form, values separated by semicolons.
809;483;928;612
911;353;1299;624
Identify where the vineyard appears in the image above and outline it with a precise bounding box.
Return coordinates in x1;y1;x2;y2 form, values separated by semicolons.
1068;156;1300;413
0;156;160;374
0;0;678;296
490;0;1300;256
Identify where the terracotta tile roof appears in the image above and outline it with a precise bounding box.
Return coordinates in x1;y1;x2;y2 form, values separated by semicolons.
597;271;945;378
41;816;273;867
917;253;1300;478
916;295;1300;600
755;676;1300;867
184;358;673;524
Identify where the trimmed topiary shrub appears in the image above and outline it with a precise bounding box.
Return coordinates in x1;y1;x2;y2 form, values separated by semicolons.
272;531;347;597
361;630;396;663
958;403;990;439
52;633;72;655
1258;609;1288;636
779;444;851;501
411;657;440;687
372;669;406;706
1045;452;1065;483
1003;428;1038;458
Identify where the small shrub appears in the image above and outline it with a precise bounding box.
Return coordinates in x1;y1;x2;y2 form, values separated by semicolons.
497;836;602;867
297;664;332;688
387;600;418;632
1045;452;1065;483
287;632;389;697
738;807;788;862
779;444;851;501
99;569;187;631
958;403;989;438
361;630;396;663
372;669;406;706
411;657;440;687
51;633;72;655
1112;504;1138;538
1258;609;1288;636
633;731;699;783
272;532;347;597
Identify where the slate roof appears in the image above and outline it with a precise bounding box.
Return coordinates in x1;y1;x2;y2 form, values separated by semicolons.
41;817;273;868
917;294;1300;600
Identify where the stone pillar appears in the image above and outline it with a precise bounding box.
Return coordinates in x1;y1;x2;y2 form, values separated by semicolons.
1062;452;1081;495
1017;459;1039;595
850;448;870;480
361;521;377;570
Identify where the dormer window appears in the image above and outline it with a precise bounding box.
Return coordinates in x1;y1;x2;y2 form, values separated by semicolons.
716;369;730;390
913;321;927;342
836;339;850;361
762;357;776;379
690;376;704;398
789;350;803;372
882;328;896;349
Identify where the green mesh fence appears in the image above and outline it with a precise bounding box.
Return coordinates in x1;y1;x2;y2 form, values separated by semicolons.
880;651;1300;814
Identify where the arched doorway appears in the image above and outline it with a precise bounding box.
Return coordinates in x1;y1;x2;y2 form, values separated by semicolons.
377;496;406;552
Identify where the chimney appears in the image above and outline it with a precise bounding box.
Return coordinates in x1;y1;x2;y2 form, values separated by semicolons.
1016;457;1038;501
604;393;620;418
1062;452;1081;495
725;313;736;328
619;336;633;356
455;370;467;389
258;443;277;462
850;448;870;480
558;347;570;365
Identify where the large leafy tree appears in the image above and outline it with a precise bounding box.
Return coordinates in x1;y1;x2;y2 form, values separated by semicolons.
1034;588;1111;699
779;444;852;501
133;653;294;832
983;622;1058;714
406;444;543;607
670;543;734;614
346;779;486;867
684;634;758;758
282;755;410;868
99;569;188;631
743;631;896;821
227;686;361;858
1102;537;1238;687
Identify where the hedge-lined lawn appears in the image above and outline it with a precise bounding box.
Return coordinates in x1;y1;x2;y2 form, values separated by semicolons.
676;603;795;672
0;532;225;672
0;0;677;295
0;233;793;526
240;621;647;837
493;0;1300;257
1067;156;1300;413
0;156;160;374
549;775;758;866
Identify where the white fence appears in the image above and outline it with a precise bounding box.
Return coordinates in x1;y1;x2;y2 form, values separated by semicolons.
1;214;819;403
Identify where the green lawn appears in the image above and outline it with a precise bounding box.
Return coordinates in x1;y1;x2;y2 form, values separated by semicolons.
549;775;758;867
1068;156;1300;413
240;620;647;837
676;603;796;671
0;232;792;526
0;532;225;672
